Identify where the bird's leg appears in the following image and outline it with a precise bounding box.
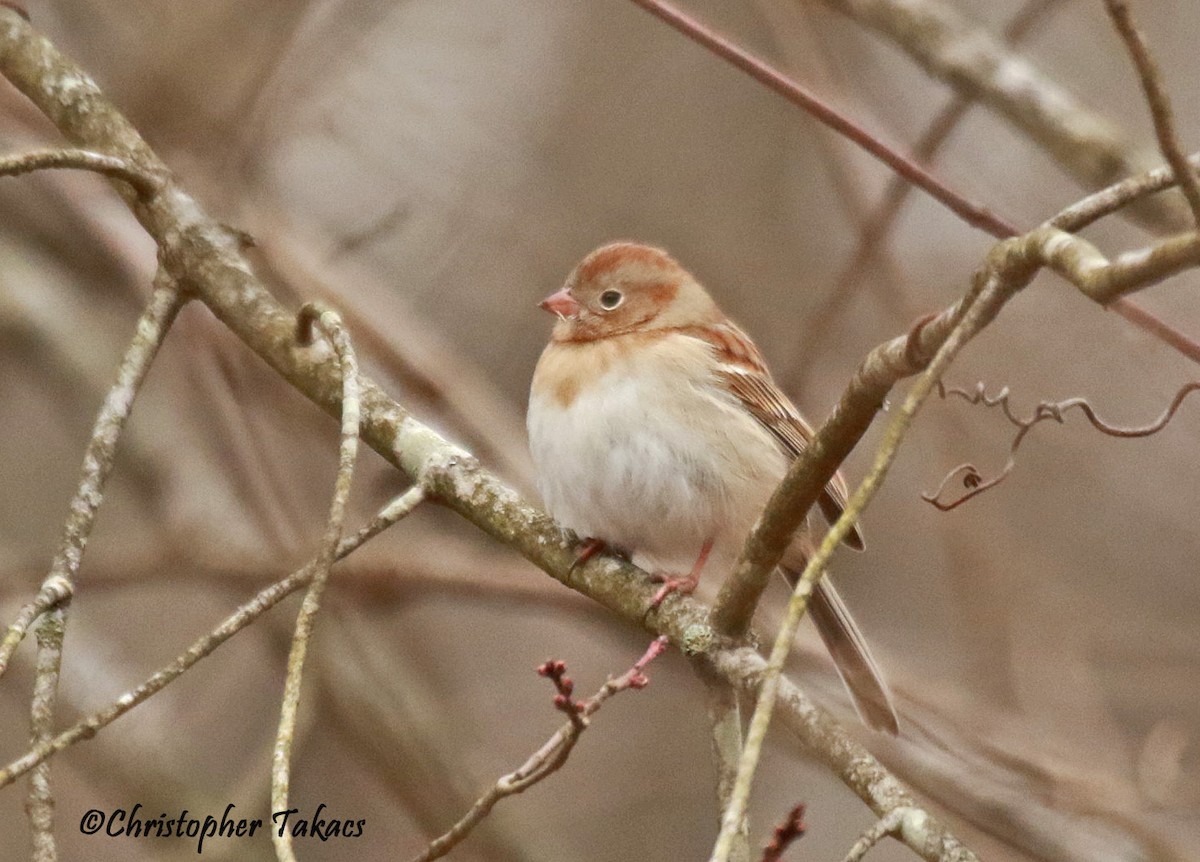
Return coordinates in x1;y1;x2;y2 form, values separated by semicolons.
649;539;714;609
570;537;609;572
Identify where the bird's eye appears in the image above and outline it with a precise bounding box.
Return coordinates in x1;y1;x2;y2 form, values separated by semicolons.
598;290;623;310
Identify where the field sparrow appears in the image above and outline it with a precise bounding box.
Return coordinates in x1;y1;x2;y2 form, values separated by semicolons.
527;242;897;734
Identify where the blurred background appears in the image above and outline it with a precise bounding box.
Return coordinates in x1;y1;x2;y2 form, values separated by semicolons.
0;0;1197;859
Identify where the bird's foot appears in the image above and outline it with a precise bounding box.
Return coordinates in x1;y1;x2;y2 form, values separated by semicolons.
648;572;700;609
570;537;608;573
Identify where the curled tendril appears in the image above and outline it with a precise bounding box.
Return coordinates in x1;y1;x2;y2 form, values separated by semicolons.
924;380;1200;510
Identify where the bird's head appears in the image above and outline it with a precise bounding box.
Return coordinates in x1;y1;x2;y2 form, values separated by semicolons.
539;242;720;342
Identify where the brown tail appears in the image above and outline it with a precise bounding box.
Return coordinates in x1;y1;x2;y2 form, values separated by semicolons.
786;569;899;735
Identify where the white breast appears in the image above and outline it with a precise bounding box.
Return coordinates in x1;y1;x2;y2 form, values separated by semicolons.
527;334;788;575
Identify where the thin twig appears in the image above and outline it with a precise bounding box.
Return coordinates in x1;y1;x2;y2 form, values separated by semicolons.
626;0;1013;237
408;637;669;862
923;380;1200;509
842;808;916;862
1104;0;1200;226
0;485;426;790
0;576;71;677
1107;298;1200;366
0;146;163;198
24;274;183;861
272;303;361;862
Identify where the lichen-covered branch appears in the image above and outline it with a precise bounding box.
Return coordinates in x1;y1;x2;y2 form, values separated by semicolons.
0;577;71;678
713;648;977;862
842;808;920;862
23;274;183;862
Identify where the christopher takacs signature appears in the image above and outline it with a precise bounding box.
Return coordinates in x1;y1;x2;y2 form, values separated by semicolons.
80;802;364;853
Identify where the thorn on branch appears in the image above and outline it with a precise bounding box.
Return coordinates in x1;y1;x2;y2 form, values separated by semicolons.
761;803;806;862
924;380;1200;510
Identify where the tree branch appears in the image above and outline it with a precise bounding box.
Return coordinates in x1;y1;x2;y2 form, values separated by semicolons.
271;304;361;862
22;273;183;862
1104;0;1200;226
627;0;1013;237
709;223;1199;859
0;146;162;198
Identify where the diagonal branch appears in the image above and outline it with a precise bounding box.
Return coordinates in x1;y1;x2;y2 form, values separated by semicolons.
627;0;1013;237
1103;0;1200;226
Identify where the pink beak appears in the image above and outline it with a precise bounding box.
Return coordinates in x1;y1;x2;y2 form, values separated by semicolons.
539;287;581;318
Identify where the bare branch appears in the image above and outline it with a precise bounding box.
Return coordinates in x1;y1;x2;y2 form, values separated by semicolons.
793;0;1067;387
713;648;977;862
272;304;361;862
23;273;183;860
626;0;1014;237
0;146;162;198
1104;0;1200;226
0;576;70;678
408;637;669;862
842;808;918;862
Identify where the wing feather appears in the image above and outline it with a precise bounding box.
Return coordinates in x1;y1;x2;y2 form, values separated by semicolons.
683;322;864;550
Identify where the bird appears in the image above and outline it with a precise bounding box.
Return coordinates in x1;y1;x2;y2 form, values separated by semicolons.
527;241;898;734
